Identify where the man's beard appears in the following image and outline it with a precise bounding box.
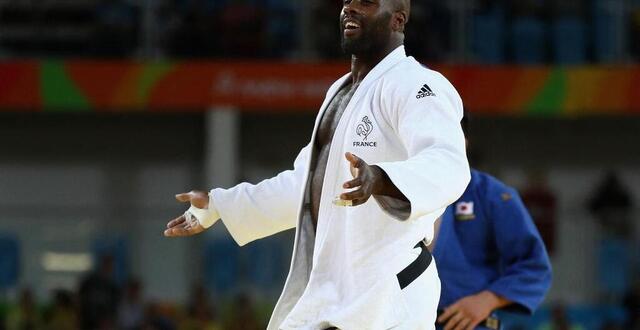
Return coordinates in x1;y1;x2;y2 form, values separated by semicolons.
341;12;392;56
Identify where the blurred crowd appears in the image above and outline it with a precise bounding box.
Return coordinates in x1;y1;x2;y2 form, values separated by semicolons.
160;0;298;59
514;170;640;330
0;256;266;330
1;0;640;63
0;0;140;57
0;170;638;330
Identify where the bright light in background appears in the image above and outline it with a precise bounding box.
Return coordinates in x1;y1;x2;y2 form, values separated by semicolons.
42;252;93;272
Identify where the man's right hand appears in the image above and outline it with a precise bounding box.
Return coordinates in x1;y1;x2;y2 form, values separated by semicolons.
437;291;510;330
164;191;210;237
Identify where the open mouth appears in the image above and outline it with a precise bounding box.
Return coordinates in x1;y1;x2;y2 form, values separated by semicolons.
343;19;361;37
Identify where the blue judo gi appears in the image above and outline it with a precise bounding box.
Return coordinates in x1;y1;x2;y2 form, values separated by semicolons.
433;169;552;329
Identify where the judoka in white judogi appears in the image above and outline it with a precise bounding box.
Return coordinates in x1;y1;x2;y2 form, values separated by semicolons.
165;1;470;327
168;45;470;330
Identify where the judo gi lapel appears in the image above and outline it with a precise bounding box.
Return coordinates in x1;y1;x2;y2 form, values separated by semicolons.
266;72;351;330
314;45;407;132
351;45;408;98
312;45;410;252
313;45;407;147
313;73;352;137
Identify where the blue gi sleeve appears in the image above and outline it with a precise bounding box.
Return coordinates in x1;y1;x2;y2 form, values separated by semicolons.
485;185;552;314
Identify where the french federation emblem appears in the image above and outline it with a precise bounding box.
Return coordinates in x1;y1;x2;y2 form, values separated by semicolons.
455;201;475;221
356;116;373;141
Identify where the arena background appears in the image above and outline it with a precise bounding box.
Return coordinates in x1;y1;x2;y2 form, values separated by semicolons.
0;0;639;329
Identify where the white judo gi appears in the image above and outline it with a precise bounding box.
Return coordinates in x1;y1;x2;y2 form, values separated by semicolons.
210;46;470;330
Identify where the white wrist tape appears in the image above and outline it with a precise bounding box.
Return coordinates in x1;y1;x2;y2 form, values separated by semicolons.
186;205;220;229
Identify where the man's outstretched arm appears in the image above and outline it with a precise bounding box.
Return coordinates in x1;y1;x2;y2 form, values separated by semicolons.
164;143;312;245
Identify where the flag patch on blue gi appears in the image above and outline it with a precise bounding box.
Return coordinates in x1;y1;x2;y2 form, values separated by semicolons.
455;201;475;221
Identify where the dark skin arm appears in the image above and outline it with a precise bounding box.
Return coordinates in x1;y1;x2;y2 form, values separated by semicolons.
340;152;408;206
438;291;512;330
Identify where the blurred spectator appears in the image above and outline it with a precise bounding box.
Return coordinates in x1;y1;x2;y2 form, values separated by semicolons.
550;0;587;19
623;276;640;329
537;304;585;330
600;322;623;330
405;0;452;62
470;0;507;63
44;289;78;330
630;5;640;60
549;0;588;64
225;293;261;330
5;288;41;330
163;0;216;58
78;255;120;330
144;303;176;330
92;0;140;57
521;169;558;255
591;0;623;62
264;0;298;58
589;172;635;301
178;283;221;330
218;1;267;58
311;0;343;59
508;0;548;64
163;0;270;58
118;278;145;330
589;172;634;238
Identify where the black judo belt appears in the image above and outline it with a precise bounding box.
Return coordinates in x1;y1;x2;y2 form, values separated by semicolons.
396;240;432;289
324;242;432;330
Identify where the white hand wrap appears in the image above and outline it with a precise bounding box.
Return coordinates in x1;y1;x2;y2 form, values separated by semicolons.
185;204;220;229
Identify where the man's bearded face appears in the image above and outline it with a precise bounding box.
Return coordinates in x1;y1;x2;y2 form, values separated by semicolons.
340;7;393;56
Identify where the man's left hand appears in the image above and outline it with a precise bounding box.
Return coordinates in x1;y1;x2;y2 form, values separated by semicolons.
438;291;503;330
339;152;384;206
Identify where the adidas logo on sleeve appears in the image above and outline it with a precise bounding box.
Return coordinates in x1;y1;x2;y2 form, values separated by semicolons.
416;84;435;99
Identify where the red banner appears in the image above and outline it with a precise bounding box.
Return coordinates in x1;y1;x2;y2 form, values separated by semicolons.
0;61;639;116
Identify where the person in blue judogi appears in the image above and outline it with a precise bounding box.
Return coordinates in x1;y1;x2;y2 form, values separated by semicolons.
432;117;552;330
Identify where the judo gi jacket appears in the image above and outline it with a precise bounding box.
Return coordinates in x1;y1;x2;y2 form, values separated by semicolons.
433;169;552;316
210;46;470;330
